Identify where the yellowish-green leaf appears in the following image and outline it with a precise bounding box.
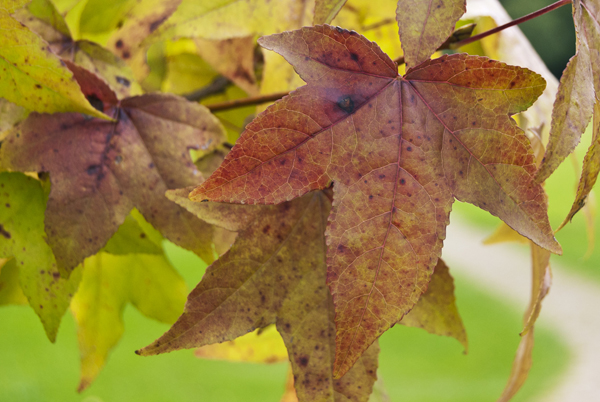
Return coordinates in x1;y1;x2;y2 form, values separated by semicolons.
0;172;82;342
1;0;29;14
195;325;288;363
400;258;467;350
71;252;187;391
314;0;346;24
0;7;109;118
396;0;466;68
102;214;163;255
0;258;27;305
0;98;28;133
145;0;314;44
483;222;529;245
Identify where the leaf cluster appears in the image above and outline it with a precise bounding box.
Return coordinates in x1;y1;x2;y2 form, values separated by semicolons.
0;0;596;401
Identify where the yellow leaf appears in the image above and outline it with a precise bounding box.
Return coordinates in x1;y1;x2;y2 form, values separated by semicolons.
71;252;187;391
0;4;109;118
0;258;27;306
195;325;288;363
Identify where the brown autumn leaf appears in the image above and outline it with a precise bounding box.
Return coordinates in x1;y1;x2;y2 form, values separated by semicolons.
195;36;259;96
497;242;551;402
396;0;466;68
190;25;560;377
0;63;225;274
139;190;379;402
536;0;600;228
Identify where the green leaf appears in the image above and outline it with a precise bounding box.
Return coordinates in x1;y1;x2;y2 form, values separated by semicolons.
71;252;187;391
102;214;163;255
0;172;82;342
400;258;467;350
0;258;27;305
0;2;109;118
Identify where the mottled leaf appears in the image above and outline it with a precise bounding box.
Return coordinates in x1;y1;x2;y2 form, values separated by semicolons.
0;2;108;118
13;0;142;98
71;252;187;391
195;325;288;363
0;67;226;274
400;258;467;349
196;36;259;96
0;172;82;341
0;258;27;305
497;243;551;401
463;0;559;145
396;0;466;68
536;0;600;183
140;191;379;402
190;25;560;377
314;0;347;24
0;98;28;132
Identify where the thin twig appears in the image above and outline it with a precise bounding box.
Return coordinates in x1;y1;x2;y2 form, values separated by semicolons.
451;0;572;49
184;76;231;102
206;91;289;112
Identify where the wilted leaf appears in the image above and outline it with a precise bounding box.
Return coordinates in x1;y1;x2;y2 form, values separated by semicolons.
558;100;600;230
0;172;82;341
400;258;467;350
191;25;560;377
139;190;379;402
196;36;259;96
71;252;187;391
0;66;226;274
195;325;288;363
396;0;466;68
0;258;27;305
536;0;599;183
497;243;551;401
314;0;347;24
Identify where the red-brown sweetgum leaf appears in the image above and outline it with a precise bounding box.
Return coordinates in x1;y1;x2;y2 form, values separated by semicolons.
190;25;560;377
396;0;466;68
0;64;225;274
140;190;378;402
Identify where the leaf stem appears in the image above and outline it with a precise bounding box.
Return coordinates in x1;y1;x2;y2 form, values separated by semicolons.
206;91;289;112
451;0;572;49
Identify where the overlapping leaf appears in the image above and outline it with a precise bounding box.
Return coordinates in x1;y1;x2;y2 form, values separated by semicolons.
0;258;27;305
139;190;380;402
536;0;600;227
396;0;466;68
0;172;82;341
0;64;226;274
71;252;187;391
190;25;559;377
13;0;142;98
0;0;107;118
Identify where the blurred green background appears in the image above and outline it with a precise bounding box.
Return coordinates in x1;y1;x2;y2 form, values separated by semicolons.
2;1;596;401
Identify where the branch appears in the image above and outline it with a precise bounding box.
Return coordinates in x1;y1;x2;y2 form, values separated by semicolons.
451;0;572;49
206;91;289;112
184;76;231;102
